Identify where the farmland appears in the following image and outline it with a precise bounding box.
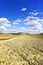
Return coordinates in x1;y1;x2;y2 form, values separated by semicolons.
0;33;43;65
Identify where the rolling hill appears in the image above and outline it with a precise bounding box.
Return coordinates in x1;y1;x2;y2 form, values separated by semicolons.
0;33;43;65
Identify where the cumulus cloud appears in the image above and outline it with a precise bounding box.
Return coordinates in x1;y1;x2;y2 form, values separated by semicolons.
24;16;43;33
20;27;26;32
21;8;27;11
0;18;12;33
29;12;39;16
0;15;43;34
14;27;26;33
13;19;22;24
0;18;11;27
0;26;7;33
0;18;10;23
29;11;42;16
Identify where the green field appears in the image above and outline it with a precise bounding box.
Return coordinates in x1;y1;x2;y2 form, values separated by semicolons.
0;34;43;65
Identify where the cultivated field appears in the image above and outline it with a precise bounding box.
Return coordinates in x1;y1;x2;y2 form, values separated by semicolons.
0;34;43;65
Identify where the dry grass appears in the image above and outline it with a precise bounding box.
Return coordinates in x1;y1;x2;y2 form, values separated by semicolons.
0;34;17;40
0;34;43;65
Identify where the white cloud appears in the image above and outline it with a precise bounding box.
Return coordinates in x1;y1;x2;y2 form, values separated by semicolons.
0;18;10;23
20;27;26;32
0;17;11;27
0;16;43;34
0;26;7;33
29;12;38;16
24;16;43;33
14;27;26;33
3;23;11;27
29;10;42;16
0;18;12;33
0;18;22;33
13;19;22;24
21;8;27;11
0;26;6;29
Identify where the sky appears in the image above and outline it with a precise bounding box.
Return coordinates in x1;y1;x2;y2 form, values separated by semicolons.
0;0;43;34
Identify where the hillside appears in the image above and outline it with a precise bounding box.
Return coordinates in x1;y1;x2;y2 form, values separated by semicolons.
0;34;43;65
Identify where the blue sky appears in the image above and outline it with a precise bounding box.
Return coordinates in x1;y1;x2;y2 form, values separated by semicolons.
0;0;43;34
